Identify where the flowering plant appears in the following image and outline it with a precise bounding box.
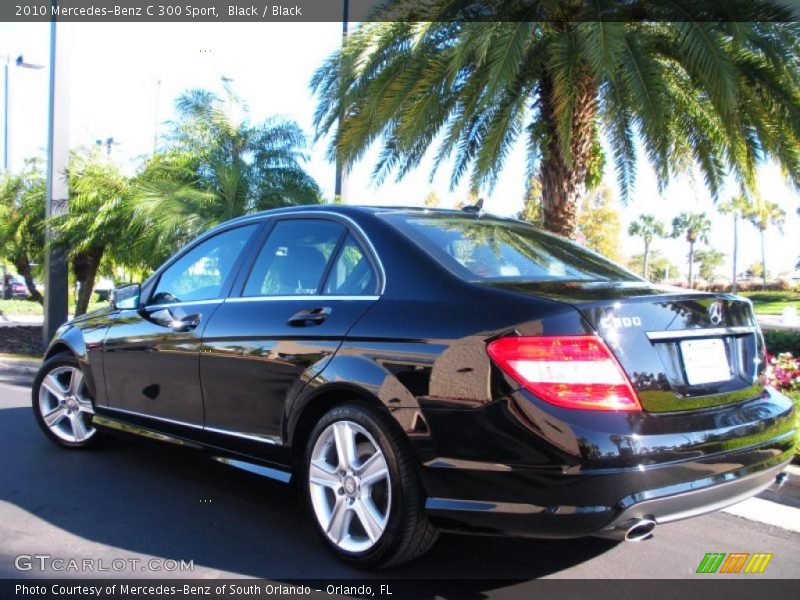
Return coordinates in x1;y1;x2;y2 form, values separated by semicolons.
767;352;800;393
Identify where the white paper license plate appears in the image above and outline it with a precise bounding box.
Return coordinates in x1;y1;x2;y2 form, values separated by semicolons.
680;338;731;385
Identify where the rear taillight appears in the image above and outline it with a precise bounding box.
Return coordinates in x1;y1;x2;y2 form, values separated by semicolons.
486;335;641;411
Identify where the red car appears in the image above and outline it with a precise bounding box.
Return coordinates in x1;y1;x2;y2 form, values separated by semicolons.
10;278;28;298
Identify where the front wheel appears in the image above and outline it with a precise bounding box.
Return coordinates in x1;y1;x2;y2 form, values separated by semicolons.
303;403;438;568
32;352;99;449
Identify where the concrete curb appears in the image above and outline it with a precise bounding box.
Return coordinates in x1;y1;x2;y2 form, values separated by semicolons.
723;497;800;533
0;314;45;325
0;356;40;386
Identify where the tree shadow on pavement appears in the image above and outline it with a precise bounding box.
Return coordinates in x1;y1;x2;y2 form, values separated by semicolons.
0;403;617;585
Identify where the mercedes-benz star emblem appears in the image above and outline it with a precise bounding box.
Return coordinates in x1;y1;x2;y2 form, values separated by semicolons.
708;301;724;325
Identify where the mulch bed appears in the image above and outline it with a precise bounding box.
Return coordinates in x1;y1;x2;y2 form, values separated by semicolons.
0;325;44;357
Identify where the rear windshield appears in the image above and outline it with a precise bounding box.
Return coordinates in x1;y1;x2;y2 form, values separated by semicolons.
382;213;640;283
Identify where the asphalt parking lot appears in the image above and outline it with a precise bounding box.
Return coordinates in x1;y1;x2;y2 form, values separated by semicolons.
1;376;799;587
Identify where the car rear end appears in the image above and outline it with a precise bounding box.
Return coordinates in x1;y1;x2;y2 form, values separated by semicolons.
10;279;28;298
381;211;796;540
482;284;794;540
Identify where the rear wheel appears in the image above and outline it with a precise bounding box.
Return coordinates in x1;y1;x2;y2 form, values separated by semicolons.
32;353;99;449
303;403;438;568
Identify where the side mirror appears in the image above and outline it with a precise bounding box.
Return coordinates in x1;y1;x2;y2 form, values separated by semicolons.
110;283;141;310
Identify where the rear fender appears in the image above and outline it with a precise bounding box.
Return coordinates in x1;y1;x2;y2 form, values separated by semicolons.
285;353;430;448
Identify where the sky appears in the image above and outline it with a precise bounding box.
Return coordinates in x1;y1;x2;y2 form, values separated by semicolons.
1;21;798;279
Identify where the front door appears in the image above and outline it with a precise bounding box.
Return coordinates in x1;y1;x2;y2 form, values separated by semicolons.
200;217;381;445
102;223;259;425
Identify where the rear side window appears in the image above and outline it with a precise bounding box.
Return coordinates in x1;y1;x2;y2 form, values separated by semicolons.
323;234;378;295
244;219;344;296
382;214;640;283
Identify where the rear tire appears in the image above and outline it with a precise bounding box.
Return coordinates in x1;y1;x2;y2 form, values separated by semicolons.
303;402;438;568
32;352;99;449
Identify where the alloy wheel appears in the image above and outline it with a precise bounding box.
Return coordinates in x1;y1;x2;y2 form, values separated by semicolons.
37;365;96;443
308;420;391;553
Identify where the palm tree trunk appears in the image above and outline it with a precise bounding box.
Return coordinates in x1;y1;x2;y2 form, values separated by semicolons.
13;257;43;304
731;215;738;292
72;246;104;317
688;242;695;288
760;229;767;288
539;74;597;239
643;240;650;279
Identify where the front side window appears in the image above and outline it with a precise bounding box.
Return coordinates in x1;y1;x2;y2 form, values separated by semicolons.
150;224;257;305
382;214;641;283
244;219;344;296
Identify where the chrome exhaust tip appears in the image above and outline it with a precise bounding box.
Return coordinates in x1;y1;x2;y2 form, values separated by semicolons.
623;518;656;542
596;517;657;542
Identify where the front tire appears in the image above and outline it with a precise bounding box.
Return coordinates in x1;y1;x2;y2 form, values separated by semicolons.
303;403;438;568
32;352;99;449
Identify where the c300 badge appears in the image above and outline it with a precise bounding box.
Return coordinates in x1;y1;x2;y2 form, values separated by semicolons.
599;314;642;329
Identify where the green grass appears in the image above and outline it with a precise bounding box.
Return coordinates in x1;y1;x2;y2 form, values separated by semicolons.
0;298;105;316
739;291;800;315
0;299;44;315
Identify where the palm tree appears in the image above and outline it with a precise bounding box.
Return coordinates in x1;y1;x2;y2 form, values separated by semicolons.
695;248;726;282
578;185;620;260
0;159;46;303
671;212;711;289
717;194;750;291
423;190;441;207
627;215;666;280
745;197;785;288
518;177;543;226
53;149;133;316
131;85;322;266
312;6;800;238
627;249;676;283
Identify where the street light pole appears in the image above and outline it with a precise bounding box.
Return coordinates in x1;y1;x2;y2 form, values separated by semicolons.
2;53;44;301
3;57;8;172
333;0;349;203
43;13;71;348
153;79;161;154
2;54;45;173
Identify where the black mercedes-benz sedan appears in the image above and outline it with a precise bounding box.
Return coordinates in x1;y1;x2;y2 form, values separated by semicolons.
33;205;795;568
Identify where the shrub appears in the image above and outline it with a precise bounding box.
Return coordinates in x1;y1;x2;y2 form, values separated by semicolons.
655;279;797;293
764;330;800;355
706;281;728;292
766;353;800;460
768;353;800;393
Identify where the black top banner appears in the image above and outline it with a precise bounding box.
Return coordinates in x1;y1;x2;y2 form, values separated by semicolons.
3;0;800;23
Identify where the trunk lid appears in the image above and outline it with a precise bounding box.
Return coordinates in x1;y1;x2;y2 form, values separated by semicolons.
486;281;766;412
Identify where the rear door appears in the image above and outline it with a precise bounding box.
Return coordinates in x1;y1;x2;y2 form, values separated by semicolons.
199;215;381;446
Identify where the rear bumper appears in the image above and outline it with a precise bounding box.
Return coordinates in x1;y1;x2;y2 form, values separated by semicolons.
424;452;792;538
419;387;796;538
597;458;788;533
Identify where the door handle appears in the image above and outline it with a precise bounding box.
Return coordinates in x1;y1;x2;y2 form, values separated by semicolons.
287;306;331;327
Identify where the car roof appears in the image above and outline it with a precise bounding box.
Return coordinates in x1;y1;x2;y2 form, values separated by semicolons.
216;204;515;231
227;204;462;221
